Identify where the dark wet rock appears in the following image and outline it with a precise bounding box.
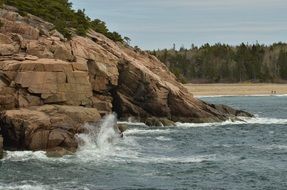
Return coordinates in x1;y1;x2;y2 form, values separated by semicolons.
46;147;74;158
117;124;128;133
0;135;3;159
210;104;254;118
144;117;175;127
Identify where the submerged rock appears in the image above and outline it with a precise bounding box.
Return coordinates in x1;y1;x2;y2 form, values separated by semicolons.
117;124;128;133
144;117;175;127
46;147;74;158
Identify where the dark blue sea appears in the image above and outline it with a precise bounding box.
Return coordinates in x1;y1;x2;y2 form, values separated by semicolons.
1;96;287;190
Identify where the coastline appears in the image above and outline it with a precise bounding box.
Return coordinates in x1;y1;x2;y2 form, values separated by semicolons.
185;83;287;97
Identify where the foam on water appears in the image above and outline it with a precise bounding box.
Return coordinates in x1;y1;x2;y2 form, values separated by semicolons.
124;128;172;135
0;181;51;190
74;113;140;163
3;151;48;162
253;144;287;151
155;136;172;141
2;113;286;164
3;114;140;163
117;121;146;126
196;94;287;98
128;154;219;164
76;114;123;160
243;117;287;125
175;116;287;128
1;96;286;189
0;184;49;190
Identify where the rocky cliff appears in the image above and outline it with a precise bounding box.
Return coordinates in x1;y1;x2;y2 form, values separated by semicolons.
0;6;252;155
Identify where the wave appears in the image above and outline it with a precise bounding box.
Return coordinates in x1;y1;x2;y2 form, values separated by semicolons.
75;114;131;160
3;151;48;162
3;114;286;164
128;154;217;164
253;144;287;151
175;116;287;128
196;94;287;98
155;136;172;141
3;114;136;163
0;184;50;190
124;128;172;135
117;121;146;126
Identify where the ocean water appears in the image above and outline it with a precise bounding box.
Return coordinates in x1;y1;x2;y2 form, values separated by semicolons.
1;96;287;190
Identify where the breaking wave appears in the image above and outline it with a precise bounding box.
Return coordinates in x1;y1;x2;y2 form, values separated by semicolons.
196;94;287;98
3;151;48;162
2;114;286;164
175;116;287;128
0;184;49;190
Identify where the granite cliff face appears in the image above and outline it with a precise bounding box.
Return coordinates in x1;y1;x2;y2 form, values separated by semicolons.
0;7;252;155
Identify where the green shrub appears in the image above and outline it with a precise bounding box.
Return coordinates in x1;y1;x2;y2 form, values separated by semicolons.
5;0;123;42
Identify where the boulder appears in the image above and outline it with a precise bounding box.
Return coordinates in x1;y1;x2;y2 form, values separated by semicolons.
117;124;128;133
0;105;101;151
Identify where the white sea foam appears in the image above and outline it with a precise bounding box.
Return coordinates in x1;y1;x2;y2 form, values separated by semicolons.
196;94;287;98
124;128;172;135
0;183;50;190
74;114;140;163
131;154;217;164
117;121;146;126
76;114;121;157
3;113;286;164
155;136;172;141
2;114;141;163
3;151;48;162
243;117;287;125
254;144;287;151
175;116;287;128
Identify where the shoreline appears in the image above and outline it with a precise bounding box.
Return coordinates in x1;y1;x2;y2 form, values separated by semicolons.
185;83;287;97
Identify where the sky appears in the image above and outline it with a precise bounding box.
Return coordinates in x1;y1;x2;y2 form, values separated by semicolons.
71;0;287;50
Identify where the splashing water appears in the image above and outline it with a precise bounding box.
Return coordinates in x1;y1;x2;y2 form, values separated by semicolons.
96;113;121;149
1;96;287;190
75;113;121;158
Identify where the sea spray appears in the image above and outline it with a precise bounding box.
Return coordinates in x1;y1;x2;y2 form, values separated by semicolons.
75;113;122;158
96;113;121;149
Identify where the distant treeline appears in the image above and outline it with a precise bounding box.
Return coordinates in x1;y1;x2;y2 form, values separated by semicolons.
151;43;287;83
1;0;125;42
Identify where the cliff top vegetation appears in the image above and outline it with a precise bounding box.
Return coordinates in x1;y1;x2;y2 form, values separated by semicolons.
1;0;124;42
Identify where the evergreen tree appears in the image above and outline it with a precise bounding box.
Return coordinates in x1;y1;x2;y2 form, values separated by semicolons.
151;42;287;83
278;50;287;79
4;0;124;42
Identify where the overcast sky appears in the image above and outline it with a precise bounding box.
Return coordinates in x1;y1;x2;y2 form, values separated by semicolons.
71;0;287;50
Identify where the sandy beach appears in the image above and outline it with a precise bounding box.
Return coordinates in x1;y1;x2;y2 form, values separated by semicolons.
185;83;287;97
